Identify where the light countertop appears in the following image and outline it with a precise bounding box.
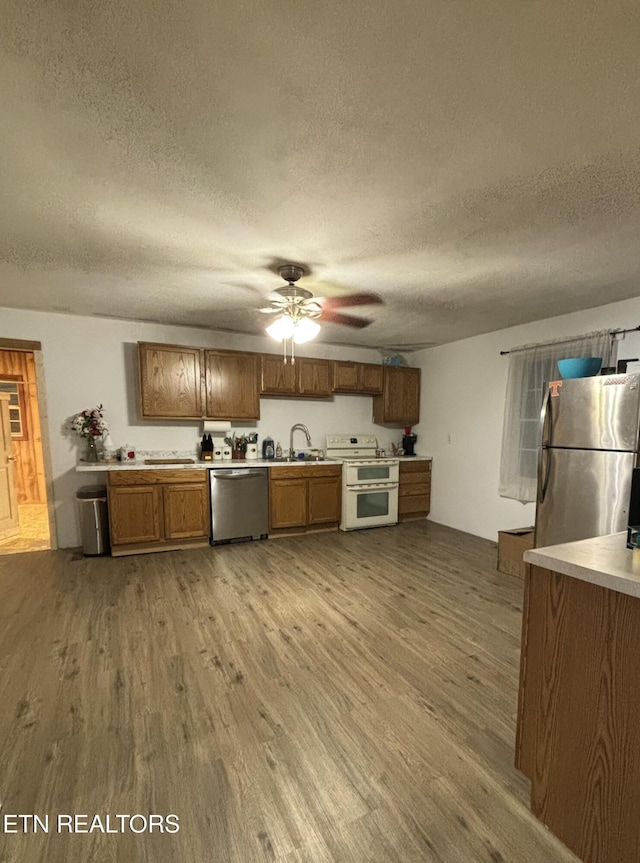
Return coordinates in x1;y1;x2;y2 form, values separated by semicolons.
76;458;344;472
524;532;640;599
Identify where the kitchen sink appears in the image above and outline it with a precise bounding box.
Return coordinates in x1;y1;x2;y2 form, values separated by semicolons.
272;456;325;462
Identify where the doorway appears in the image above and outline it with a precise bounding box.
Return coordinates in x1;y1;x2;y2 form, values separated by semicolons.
0;340;54;555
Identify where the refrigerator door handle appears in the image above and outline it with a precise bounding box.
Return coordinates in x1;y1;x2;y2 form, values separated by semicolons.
537;446;551;504
540;386;552;447
537;387;553;504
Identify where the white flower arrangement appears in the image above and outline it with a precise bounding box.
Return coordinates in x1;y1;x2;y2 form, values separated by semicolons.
70;404;109;439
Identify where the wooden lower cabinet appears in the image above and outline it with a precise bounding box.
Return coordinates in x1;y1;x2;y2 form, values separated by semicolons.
516;564;640;863
108;469;210;556
308;476;342;525
269;465;341;534
398;459;431;521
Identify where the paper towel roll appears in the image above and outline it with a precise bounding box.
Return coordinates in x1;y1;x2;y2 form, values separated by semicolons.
203;420;232;433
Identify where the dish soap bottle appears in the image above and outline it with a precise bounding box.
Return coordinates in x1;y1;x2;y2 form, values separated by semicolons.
275;441;282;459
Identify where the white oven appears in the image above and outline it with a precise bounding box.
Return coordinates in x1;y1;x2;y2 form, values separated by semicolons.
326;435;400;531
344;461;398;487
342;480;399;530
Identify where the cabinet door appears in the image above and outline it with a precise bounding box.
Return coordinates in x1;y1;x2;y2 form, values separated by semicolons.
163;483;210;540
359;363;383;394
204;350;260;420
297;358;332;397
108;485;163;545
261;354;297;395
374;367;421;424
308;476;341;526
138;342;203;419
399;367;421;424
398;461;431;519
269;479;307;529
332;361;360;393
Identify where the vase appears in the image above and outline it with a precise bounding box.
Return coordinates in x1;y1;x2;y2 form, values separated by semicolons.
85;436;98;462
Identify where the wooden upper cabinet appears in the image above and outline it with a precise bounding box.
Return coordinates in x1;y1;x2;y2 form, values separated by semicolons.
139;342;203;419
261;354;297;395
261;355;331;398
297;358;331;397
332;361;383;394
359;363;384;393
204;350;260;420
332;361;360;392
373;366;421;425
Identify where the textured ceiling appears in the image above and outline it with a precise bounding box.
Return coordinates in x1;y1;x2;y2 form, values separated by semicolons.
0;0;639;348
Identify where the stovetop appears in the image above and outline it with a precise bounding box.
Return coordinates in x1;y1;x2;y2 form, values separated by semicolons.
325;434;399;465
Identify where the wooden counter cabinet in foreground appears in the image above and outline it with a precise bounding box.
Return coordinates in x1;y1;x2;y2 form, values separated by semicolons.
108;469;210;556
269;464;341;534
516;563;640;863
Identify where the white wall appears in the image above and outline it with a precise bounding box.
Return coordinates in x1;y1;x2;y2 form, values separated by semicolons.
414;296;640;541
0;307;396;548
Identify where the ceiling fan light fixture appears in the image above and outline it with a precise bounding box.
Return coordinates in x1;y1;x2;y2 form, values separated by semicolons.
292;317;320;344
266;314;296;341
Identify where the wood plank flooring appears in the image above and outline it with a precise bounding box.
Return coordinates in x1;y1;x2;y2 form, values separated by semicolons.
0;522;579;862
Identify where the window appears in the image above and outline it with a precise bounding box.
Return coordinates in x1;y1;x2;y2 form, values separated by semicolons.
0;376;28;440
499;331;616;502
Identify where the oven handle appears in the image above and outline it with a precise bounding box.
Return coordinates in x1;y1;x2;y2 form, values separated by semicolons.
345;482;398;491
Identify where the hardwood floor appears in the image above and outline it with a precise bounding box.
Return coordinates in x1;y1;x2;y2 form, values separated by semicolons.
0;522;578;862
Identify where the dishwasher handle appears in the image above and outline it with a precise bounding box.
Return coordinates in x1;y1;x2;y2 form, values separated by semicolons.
211;469;266;479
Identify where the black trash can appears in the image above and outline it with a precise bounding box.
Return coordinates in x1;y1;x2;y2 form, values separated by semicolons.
76;485;110;555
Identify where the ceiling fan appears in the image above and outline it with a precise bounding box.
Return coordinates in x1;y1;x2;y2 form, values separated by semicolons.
257;263;382;363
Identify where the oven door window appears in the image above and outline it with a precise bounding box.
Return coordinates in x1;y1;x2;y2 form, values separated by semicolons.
355;465;390;482
356;490;390;519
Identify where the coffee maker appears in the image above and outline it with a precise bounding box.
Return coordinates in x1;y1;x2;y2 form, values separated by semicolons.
402;427;417;457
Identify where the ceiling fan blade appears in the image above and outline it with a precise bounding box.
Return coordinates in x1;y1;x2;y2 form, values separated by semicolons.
320;310;373;329
319;293;383;309
258;307;281;314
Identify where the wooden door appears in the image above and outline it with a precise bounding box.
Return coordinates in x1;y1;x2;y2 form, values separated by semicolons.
332;361;360;393
138;342;203;418
108;485;163;545
204;350;260;420
269;479;307;529
308;476;341;526
163;483;210;540
0;394;19;540
359;363;383;394
297;358;331;397
261;354;296;395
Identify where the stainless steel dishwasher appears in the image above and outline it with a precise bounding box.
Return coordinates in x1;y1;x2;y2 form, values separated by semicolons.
210;468;269;544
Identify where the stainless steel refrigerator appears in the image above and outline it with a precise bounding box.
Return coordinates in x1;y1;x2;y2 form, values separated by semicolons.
534;373;640;548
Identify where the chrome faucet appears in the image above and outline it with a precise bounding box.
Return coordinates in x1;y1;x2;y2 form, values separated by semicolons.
290;423;312;458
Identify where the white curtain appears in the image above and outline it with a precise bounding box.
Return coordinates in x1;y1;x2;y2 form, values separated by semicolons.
499;331;617;502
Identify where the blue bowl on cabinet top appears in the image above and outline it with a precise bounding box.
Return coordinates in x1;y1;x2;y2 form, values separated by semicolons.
557;357;603;379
